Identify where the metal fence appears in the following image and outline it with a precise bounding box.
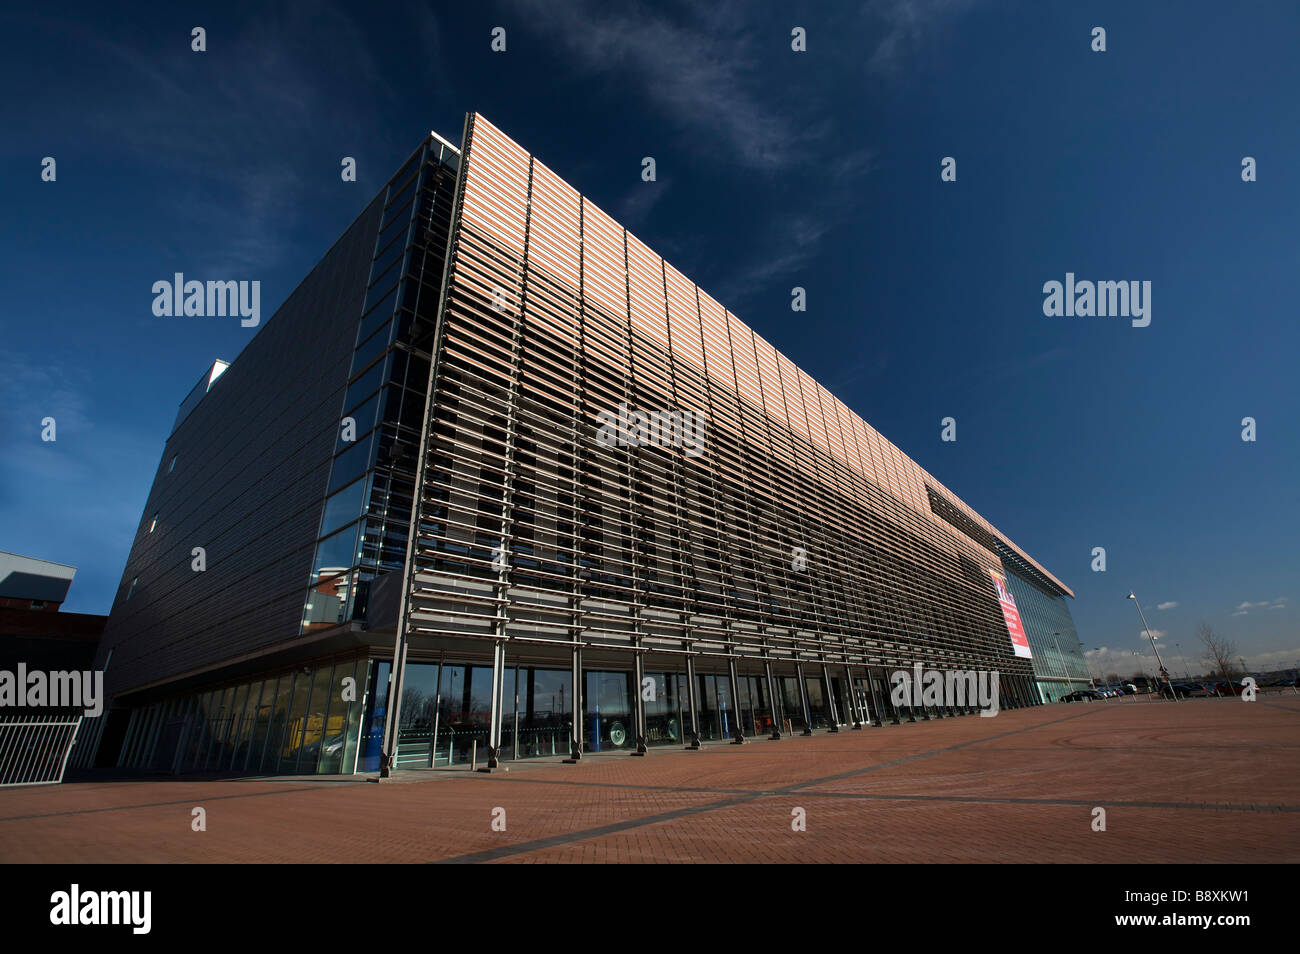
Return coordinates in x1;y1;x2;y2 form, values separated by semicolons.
0;711;83;786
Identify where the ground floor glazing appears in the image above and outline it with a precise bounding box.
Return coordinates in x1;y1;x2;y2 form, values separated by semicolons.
108;649;1043;776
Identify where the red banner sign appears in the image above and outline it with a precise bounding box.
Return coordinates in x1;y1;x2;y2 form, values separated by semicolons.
992;571;1033;659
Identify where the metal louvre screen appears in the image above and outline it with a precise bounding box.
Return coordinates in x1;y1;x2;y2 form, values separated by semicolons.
402;113;1058;678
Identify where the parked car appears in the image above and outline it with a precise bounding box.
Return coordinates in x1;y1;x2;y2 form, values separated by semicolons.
1124;683;1139;694
1061;690;1098;702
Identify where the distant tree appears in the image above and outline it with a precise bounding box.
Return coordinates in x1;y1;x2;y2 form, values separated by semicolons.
1197;623;1238;681
1105;672;1121;683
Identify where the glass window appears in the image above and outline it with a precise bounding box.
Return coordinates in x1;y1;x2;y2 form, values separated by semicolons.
217;684;248;768
348;569;374;620
343;386;382;432
644;672;680;746
297;665;335;774
229;681;262;771
388;350;430;392
310;523;361;587
148;514;157;533
362;273;399;318
303;570;352;630
382;173;417;228
376;198;412;254
351;319;393;379
246;678;277;772
168;455;177;473
199;688;225;769
319;477;369;538
586;671;633;752
516;668;570;758
359;520;410;570
277;674;312;773
395;662;440;767
356;661;391;773
326;432;376;495
126;577;138;600
258;674;293;773
185;691;213;770
344;354;388;411
396;386;426;431
358;285;398;344
366;256;403;296
371;232;407;282
336;660;366;774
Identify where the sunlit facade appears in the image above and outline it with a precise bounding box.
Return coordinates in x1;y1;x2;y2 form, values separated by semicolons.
91;115;1078;776
1002;569;1090;702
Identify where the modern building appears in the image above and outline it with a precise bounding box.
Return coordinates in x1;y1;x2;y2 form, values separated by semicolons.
0;551;104;673
1;553;105;785
86;114;1082;777
0;550;77;614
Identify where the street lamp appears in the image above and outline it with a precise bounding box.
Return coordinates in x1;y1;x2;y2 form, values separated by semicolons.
1175;642;1190;681
1128;592;1179;701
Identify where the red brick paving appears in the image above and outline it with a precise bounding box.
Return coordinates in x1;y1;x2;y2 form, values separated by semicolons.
1;696;1296;863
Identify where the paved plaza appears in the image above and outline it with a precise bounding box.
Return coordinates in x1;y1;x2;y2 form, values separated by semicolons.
2;695;1297;864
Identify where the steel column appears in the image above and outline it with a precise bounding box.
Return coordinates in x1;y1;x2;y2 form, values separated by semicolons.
482;640;505;770
727;653;744;744
796;661;813;735
822;665;840;732
765;660;782;739
632;647;647;755
684;652;701;749
564;645;584;762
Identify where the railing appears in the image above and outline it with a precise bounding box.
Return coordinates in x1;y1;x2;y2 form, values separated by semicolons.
395;725;576;766
0;712;82;786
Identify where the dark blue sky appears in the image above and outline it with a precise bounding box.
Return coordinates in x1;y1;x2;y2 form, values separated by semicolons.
3;1;1296;676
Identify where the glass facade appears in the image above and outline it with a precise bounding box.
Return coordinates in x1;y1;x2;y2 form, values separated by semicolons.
1002;567;1090;702
301;138;460;633
115;658;370;776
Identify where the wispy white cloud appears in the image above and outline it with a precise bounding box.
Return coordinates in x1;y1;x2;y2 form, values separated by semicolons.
863;0;977;75
1233;597;1288;616
52;1;392;275
0;355;95;484
516;2;964;308
617;178;675;229
518;0;806;172
1157;601;1179;610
